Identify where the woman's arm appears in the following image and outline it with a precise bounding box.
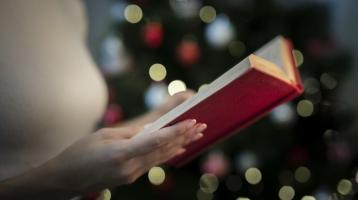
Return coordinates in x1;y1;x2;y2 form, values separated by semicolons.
0;119;207;200
0;159;76;200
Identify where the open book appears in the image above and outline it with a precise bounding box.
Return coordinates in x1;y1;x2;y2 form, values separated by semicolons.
142;36;303;166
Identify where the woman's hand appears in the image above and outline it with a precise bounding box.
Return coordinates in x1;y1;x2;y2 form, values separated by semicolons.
51;119;206;195
0;119;207;200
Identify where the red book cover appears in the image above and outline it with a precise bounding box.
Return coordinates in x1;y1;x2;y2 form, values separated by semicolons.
141;36;303;166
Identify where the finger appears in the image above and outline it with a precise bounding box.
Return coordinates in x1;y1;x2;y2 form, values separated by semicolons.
99;126;143;140
154;126;205;156
182;123;207;146
125;119;197;157
137;146;187;172
173;90;196;103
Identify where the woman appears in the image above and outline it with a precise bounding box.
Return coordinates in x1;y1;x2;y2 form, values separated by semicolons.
0;1;207;199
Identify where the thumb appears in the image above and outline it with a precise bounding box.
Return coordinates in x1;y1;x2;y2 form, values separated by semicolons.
125;119;197;157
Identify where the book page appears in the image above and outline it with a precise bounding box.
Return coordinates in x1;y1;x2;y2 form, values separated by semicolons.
254;36;287;74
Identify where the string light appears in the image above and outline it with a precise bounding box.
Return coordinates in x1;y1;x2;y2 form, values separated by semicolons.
198;84;209;93
168;80;187;96
320;73;337;90
337;179;352;195
197;188;214;200
205;14;235;48
145;83;169;109
293;49;304;67
245;168;262;185
297;100;314;117
124;4;143;24
304;78;320;95
199;6;216;23
301;196;316;200
199;173;219;193
270;103;296;126
279;186;295;200
235;151;258;173
97;189;111;200
149;63;167;81
148;166;165;185
294;166;311;183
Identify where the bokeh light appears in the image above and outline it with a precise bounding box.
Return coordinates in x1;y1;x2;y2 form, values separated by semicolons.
304;78;320;95
323;129;339;141
145;82;169;109
355;171;358;183
205;14;235;48
236;198;250;200
270;103;296;126
313;187;331;200
244;168;262;185
197;188;214;200
199;173;219;193
279;186;295;200
198;84;209;93
337;179;352;195
149;63;167;81
170;0;201;19
199;6;216;23
320;73;337;90
293;49;304;67
297;100;314;117
228;40;246;57
124;4;143;24
235;151;259;172
301;196;316;200
294;166;311;183
201;151;230;178
97;189;111;200
168;80;187;96
148;166;166;185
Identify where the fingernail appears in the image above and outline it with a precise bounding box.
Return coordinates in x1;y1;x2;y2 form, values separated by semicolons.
192;133;203;141
176;148;186;155
196;123;207;132
187;119;197;128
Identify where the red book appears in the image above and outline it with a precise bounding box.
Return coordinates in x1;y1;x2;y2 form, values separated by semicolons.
143;36;303;166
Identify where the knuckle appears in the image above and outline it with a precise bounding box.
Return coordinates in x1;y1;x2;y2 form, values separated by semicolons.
98;128;114;139
152;135;163;147
173;124;185;134
131;126;142;133
119;167;138;184
126;175;137;184
109;143;130;163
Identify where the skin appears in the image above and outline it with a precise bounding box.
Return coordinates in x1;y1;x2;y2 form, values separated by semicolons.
0;91;206;200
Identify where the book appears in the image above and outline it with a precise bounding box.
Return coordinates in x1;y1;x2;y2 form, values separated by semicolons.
142;36;303;166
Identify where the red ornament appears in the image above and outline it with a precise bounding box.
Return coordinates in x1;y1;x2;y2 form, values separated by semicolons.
142;22;163;48
201;151;230;178
288;146;309;166
103;104;123;126
176;39;201;66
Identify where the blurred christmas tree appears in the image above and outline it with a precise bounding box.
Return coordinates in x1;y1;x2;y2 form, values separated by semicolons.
89;0;357;199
